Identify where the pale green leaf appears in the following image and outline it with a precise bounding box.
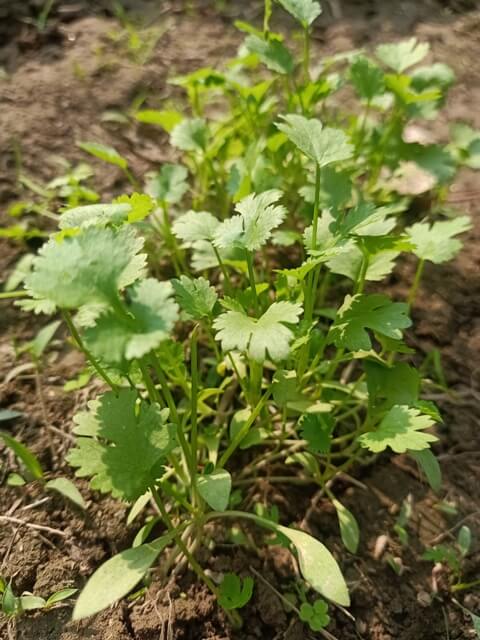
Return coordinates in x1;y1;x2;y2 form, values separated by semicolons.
77;141;128;170
46;477;86;510
114;193;154;223
376;38;429;74
213;190;286;252
214;301;302;362
406;216;472;263
170;118;208;152
172;210;219;245
135;109;183;132
245;34;294;75
358;405;437;453
59;203;131;230
0;431;43;479
277;525;350;606
197;469;232;511
25;226;145;310
145;164;188;204
277;114;353;167
277;0;322;27
332;499;360;554
45;588;78;607
72;534;173;620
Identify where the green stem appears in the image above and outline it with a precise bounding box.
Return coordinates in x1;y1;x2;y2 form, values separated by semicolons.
303;26;310;83
263;0;272;38
190;327;199;493
355;247;370;294
0;290;29;300
62;311;118;391
139;359;162;405
249;359;263;407
212;245;232;296
218;389;271;468
407;258;425;307
245;250;259;315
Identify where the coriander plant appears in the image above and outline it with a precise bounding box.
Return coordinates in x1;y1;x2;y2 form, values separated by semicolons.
5;0;477;631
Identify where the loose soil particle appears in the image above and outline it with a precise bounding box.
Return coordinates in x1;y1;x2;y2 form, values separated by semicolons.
1;2;480;639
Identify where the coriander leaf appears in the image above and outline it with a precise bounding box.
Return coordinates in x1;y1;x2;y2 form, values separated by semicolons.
197;469;232;511
376;38;429;74
213;190;286;252
327;242;399;282
218;574;254;610
114;193;154;223
277;0;322;27
172;210;219;244
145;164;189;204
59;203;131;230
406;216;472;263
328;294;411;351
299;413;334;453
245;34;294;75
77;141;128;170
358;405;437;453
67;389;176;501
85;279;178;363
276;115;353;166
350;56;385;101
135;109;183;131
214;301;302;362
170;118;208;152
25;226;146;310
365;360;420;409
172;275;217;320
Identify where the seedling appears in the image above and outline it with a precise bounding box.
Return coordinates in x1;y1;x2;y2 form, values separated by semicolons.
3;0;478;632
0;578;77;618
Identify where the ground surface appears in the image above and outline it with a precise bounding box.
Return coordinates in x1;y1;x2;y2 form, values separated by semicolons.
1;1;480;639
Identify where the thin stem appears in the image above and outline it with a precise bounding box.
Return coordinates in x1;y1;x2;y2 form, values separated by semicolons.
0;290;29;300
218;389;271;468
62;311;117;391
245;250;259;315
355;247;370;294
303;26;310;83
408;258;425;307
138;360;162;405
212;245;232;296
190;327;199;493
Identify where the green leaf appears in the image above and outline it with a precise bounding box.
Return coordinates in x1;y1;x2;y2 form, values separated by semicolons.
411;449;442;493
365;361;420;409
406;216;472;263
114;193;154;223
470;613;480;638
218;573;254;610
213;190;286;252
0;432;43;479
299;413;333;453
350;56;385;101
329;294;411;351
277;0;322;27
214;301;302;363
145;164;188;204
172;276;217;320
73;534;173;620
0;409;22;422
277;115;353;167
45;477;86;509
172;210;219;244
197;469;232;511
170;118;208;152
358;405;437;453
45;588;78;607
277;525;350;605
85;279;178;363
245;34;294;75
77;141;128;170
376;38;429;73
25;226;146;310
135;109;183;132
332;499;359;554
457;525;472;557
20;595;46;611
22;320;61;360
59;203;132;230
5;254;35;292
299;599;330;631
67;389;176;501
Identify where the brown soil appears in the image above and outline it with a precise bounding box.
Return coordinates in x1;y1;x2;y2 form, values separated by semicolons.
1;2;480;639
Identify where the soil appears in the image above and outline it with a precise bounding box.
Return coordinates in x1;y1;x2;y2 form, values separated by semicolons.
1;1;480;639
